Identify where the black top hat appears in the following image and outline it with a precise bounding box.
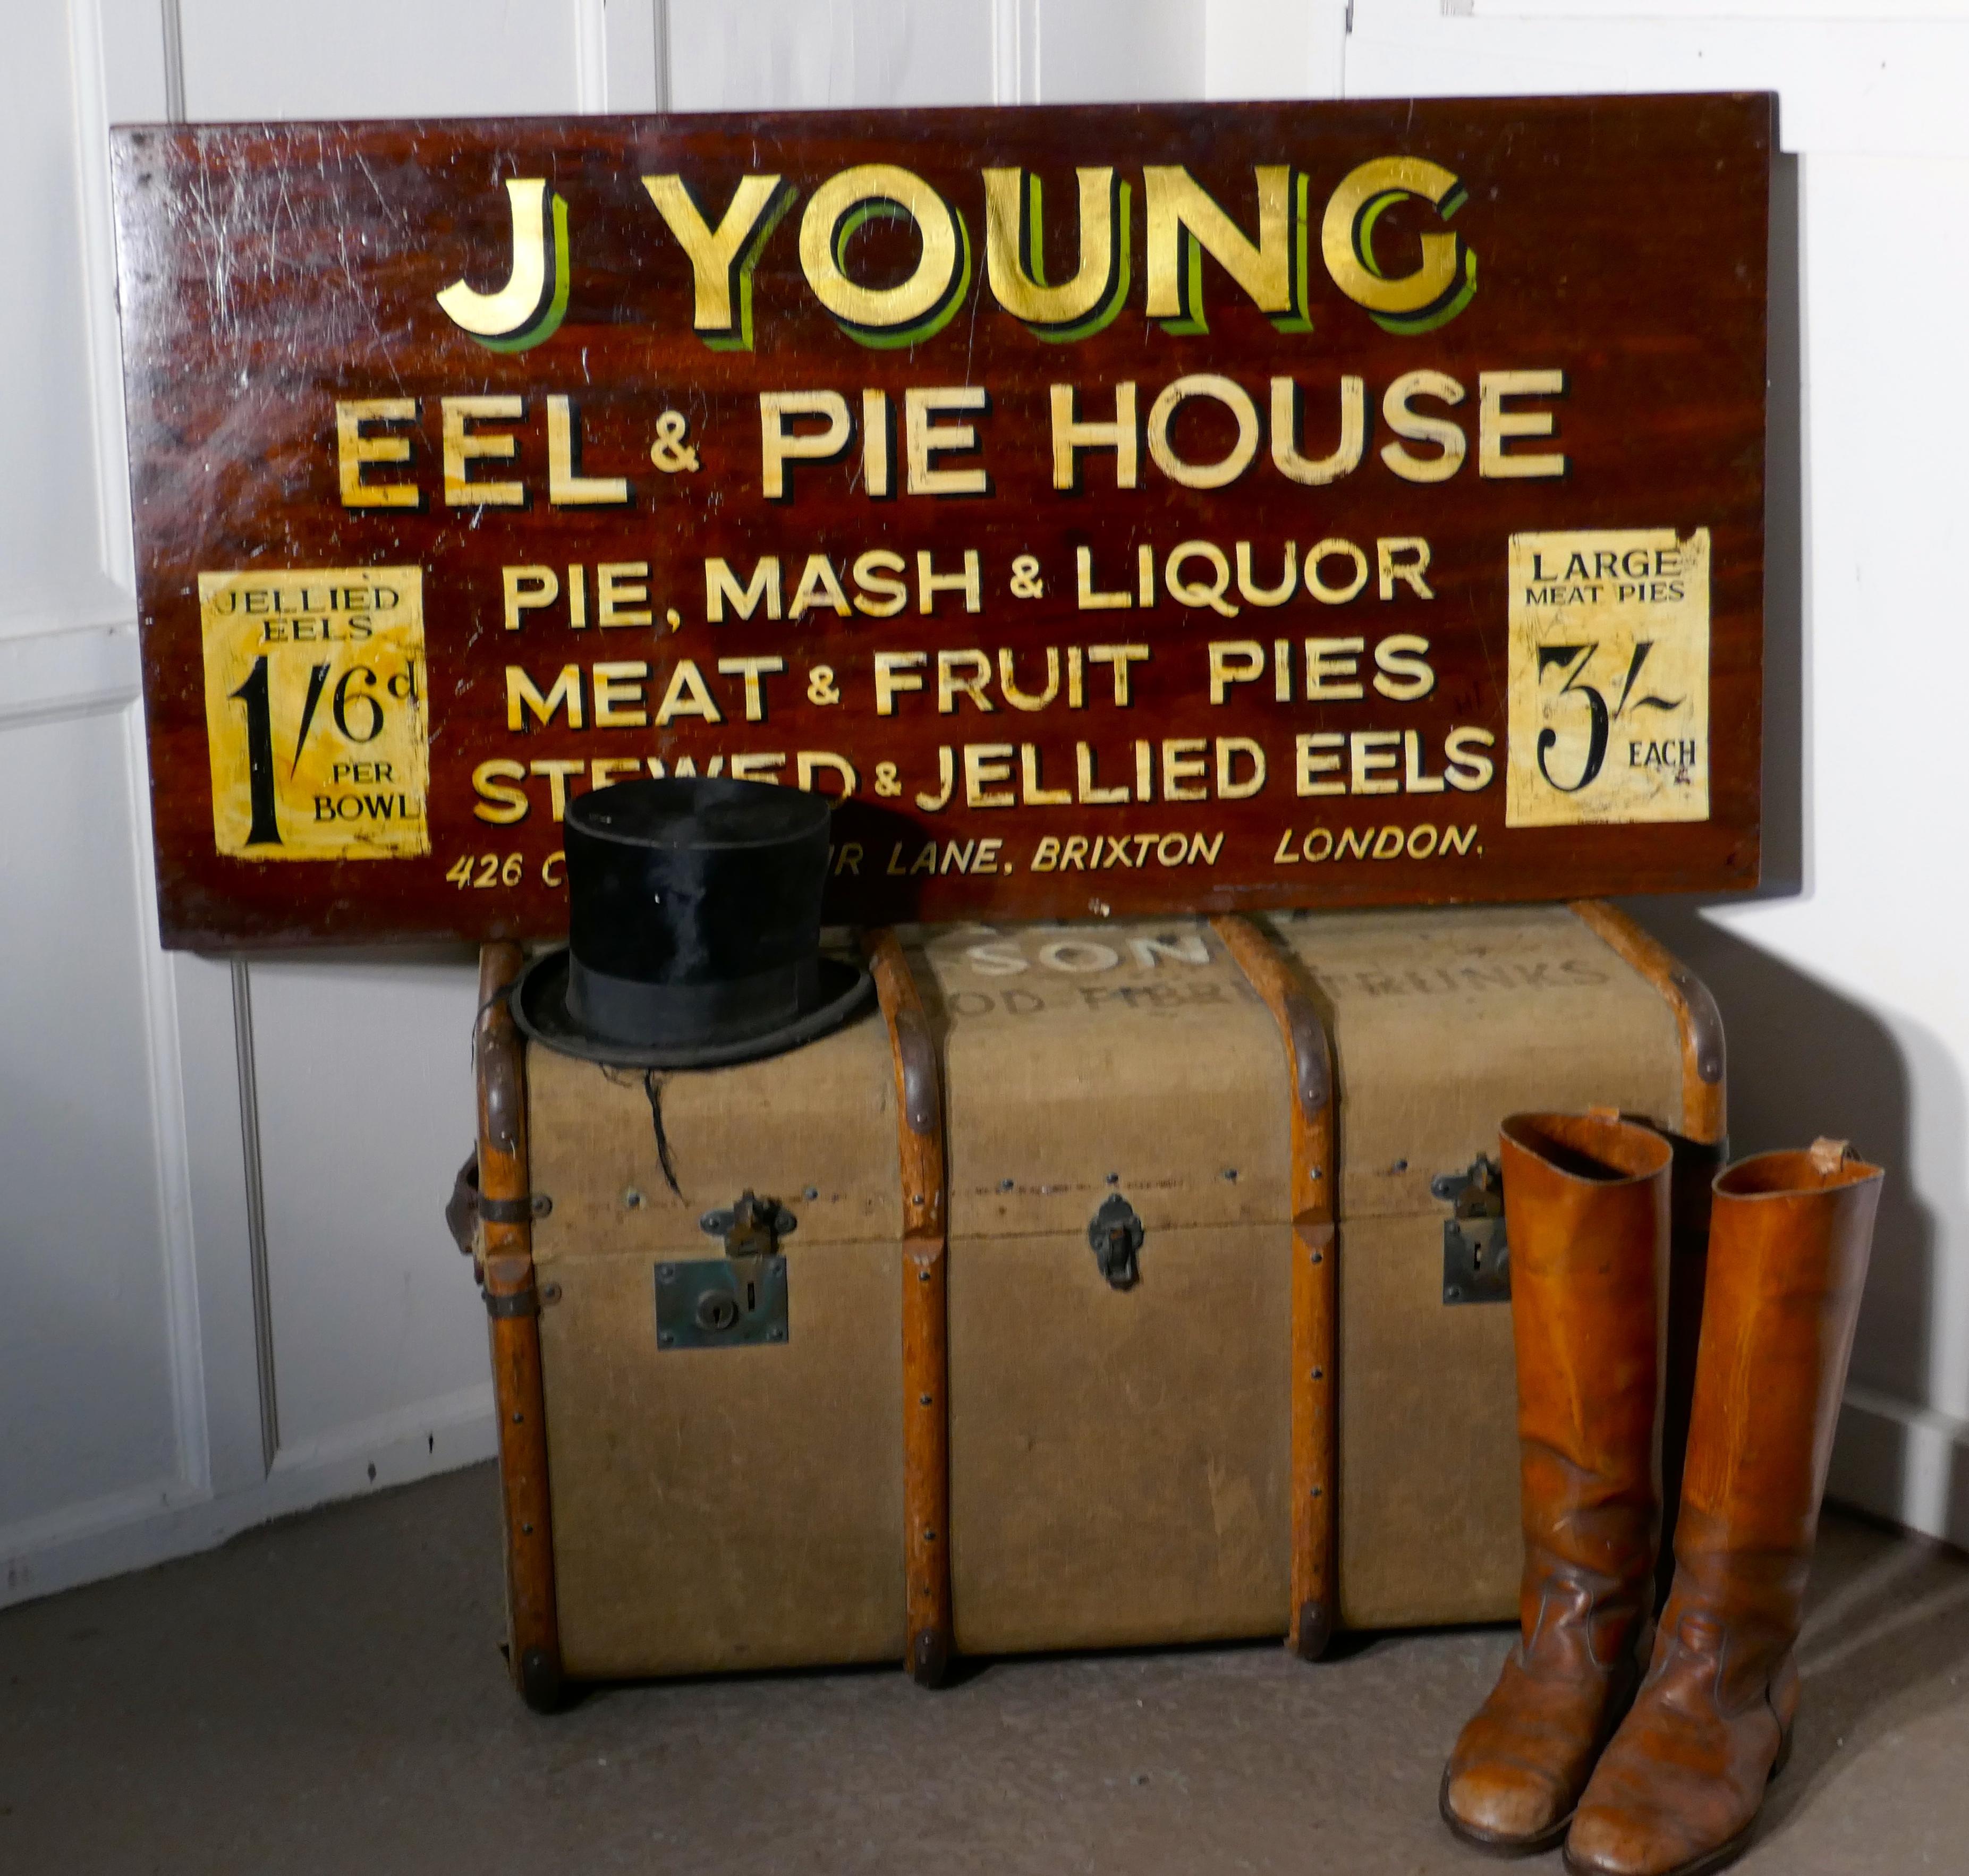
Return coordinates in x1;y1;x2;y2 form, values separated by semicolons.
512;776;872;1068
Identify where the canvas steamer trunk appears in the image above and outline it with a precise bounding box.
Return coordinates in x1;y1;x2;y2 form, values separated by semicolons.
460;903;1722;1705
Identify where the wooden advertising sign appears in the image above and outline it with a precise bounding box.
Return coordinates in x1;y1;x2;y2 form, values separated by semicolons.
112;95;1769;947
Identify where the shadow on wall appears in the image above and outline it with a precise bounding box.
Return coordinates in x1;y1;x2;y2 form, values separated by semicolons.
1614;155;1968;1538
1756;151;1805;905
1619;898;1954;1448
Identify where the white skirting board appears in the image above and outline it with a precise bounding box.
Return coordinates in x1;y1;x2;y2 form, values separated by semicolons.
1;1388;495;1610
1830;1388;1969;1556
5;1385;1959;1613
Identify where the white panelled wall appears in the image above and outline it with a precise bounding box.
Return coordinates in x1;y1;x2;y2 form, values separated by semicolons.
3;0;1966;1607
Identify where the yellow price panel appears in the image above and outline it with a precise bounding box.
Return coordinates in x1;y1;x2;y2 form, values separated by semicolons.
199;567;430;861
1506;529;1710;829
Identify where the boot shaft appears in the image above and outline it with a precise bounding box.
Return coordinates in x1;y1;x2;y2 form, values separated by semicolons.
1501;1112;1673;1502
1499;1112;1674;1645
1673;1141;1883;1627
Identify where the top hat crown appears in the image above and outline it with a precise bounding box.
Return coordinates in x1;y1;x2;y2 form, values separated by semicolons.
513;776;872;1067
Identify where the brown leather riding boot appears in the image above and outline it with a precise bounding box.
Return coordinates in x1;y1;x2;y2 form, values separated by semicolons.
1565;1140;1883;1876
1441;1111;1673;1854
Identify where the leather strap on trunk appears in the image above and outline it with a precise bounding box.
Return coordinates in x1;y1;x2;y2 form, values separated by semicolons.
1212;913;1339;1662
864;928;953;1688
475;941;563;1714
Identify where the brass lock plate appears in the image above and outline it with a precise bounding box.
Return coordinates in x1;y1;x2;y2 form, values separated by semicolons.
654;1256;790;1349
1441;1217;1509;1304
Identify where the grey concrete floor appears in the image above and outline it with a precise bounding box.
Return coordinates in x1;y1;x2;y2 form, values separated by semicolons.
3;1466;1966;1874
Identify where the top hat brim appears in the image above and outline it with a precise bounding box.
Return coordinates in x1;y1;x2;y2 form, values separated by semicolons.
510;947;875;1070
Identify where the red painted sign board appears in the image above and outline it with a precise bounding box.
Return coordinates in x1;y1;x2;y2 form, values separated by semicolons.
111;94;1769;946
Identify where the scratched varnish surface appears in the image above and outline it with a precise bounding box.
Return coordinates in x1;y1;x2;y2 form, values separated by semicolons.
111;96;1770;946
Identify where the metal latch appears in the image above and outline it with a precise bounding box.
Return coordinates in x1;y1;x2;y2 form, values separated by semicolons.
1433;1156;1510;1304
655;1191;795;1349
700;1191;797;1255
1088;1193;1144;1289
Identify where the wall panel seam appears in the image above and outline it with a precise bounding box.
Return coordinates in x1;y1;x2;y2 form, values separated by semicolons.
64;0;137;595
575;0;608;111
993;0;1040;105
160;0;185;123
121;697;213;1497
231;960;281;1472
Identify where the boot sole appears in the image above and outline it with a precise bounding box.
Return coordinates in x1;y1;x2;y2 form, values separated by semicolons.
1560;1725;1791;1876
1564;1828;1752;1876
1438;1765;1573;1857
